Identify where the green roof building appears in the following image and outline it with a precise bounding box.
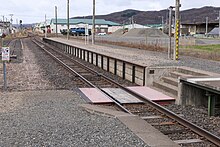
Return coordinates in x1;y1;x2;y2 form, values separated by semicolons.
49;18;121;34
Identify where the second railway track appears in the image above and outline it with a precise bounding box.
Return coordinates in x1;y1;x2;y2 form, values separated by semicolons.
32;37;220;146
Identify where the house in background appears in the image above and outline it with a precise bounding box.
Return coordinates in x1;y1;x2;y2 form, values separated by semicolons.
49;18;121;34
123;23;150;30
145;24;162;29
34;20;51;33
207;27;220;37
181;22;219;36
0;21;12;36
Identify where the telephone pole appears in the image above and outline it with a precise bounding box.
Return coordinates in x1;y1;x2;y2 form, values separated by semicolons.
205;17;208;36
55;6;58;37
9;14;13;34
161;16;164;33
174;0;180;60
45;14;47;38
169;6;174;59
92;0;95;45
67;0;70;40
219;11;220;38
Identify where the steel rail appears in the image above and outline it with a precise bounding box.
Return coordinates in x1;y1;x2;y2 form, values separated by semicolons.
34;38;220;146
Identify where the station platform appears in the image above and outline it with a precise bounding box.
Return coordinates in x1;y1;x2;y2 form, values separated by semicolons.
179;77;220;116
45;37;175;67
79;86;175;104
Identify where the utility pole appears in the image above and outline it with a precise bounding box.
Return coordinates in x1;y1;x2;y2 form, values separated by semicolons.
174;0;180;60
92;0;95;45
55;6;58;37
0;36;7;91
9;14;13;34
161;16;164;33
16;19;18;33
45;14;47;38
67;0;70;40
2;16;5;31
169;6;174;59
132;16;134;29
205;17;208;36
219;11;220;38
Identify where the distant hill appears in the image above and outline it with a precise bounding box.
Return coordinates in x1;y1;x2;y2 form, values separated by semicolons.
74;6;220;25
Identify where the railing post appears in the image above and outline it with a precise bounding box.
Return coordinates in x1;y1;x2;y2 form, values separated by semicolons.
132;65;135;83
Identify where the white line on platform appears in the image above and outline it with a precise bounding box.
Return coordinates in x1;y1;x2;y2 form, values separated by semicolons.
187;78;220;83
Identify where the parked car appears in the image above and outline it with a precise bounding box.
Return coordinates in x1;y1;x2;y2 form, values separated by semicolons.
70;28;91;36
97;32;107;36
60;29;67;35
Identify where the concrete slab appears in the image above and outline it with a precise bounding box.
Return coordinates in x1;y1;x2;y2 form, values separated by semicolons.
79;88;113;104
174;139;203;144
102;88;143;104
127;86;175;102
80;104;133;117
80;104;179;147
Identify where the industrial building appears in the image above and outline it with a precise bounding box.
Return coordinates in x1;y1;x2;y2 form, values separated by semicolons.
48;18;121;34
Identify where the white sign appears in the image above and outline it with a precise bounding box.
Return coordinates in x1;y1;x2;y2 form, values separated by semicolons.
2;47;10;61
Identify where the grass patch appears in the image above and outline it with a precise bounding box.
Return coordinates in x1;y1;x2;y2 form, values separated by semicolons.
182;44;220;52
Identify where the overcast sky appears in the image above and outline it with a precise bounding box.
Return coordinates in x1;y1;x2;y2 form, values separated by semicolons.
0;0;219;24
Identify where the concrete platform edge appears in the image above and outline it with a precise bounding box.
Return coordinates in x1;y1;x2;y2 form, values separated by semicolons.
80;104;180;147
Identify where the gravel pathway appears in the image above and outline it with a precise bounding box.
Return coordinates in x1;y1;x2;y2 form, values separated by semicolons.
0;90;147;146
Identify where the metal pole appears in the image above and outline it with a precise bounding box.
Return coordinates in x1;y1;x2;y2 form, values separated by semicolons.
45;14;47;38
219;11;220;38
92;0;95;45
84;16;86;44
16;19;18;29
2;16;5;32
162;16;164;33
9;14;13;34
168;7;173;59
3;61;7;91
55;6;58;37
206;17;208;36
1;38;7;91
132;16;134;29
67;0;70;40
174;0;180;60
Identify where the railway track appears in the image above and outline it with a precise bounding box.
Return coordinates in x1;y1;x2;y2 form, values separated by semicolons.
32;37;220;146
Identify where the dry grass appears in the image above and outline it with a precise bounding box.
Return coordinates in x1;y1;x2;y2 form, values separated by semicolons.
98;40;167;52
98;40;220;61
180;49;220;61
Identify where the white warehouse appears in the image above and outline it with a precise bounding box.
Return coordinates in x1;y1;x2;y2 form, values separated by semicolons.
49;18;121;34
